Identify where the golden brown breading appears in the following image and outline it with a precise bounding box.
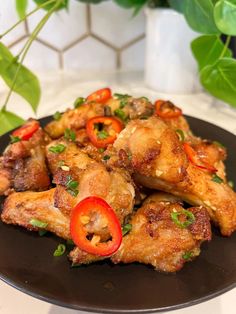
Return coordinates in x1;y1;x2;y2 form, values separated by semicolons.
1;189;70;239
111;200;211;272
0;125;50;195
114;117;236;235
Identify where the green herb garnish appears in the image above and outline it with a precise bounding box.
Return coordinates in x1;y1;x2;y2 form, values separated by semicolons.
182;251;193;260
213;141;225;148
74;97;85;108
53;244;66;257
38;229;48;236
49;144;66;154
10;135;20;144
228;180;234;189
53;111;62;121
171;210;195;228
122;223;132;236
64;128;76;142
66;176;79;197
30;219;48;229
114;93;131;100
176;129;185;142
103;155;110;160
212;174;224;184
98;148;105;153
97;130;109;139
114;108;127;122
66;239;75;246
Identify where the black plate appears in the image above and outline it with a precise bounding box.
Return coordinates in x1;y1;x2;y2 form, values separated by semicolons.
0;115;236;313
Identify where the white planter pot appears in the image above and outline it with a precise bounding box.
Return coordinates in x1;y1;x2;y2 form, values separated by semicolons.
145;8;202;94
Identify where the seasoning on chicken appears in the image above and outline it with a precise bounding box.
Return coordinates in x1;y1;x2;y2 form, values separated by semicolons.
113;116;236;236
111;194;211;272
0;120;51;195
1;188;70;240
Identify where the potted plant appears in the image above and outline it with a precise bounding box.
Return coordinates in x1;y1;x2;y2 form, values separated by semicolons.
116;0;236;103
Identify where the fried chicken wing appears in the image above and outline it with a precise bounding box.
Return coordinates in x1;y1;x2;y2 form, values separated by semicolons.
0;123;51;195
46;140;135;224
44;102;104;139
1;189;70;239
111;196;211;272
114;117;236;236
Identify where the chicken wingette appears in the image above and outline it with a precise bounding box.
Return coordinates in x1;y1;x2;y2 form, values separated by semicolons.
113;117;236;236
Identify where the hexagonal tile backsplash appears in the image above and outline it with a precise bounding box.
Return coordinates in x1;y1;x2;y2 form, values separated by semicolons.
0;0;146;71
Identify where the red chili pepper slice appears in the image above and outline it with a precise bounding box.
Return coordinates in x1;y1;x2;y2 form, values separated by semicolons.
183;142;217;173
86;88;112;104
155;100;182;119
86;116;123;148
70;196;122;256
12;120;40;140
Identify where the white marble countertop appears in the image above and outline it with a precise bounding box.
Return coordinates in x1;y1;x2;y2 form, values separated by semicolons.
0;70;235;314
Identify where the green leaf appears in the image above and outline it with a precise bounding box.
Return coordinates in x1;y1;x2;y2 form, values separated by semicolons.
16;0;28;19
212;173;224;183
0;43;41;112
191;35;232;70
214;0;236;35
200;58;236;107
33;0;68;10
168;0;186;13
184;0;220;34
114;0;147;9
0;110;25;136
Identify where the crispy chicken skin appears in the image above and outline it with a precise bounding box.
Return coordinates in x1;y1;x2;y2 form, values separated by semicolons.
1;189;70;239
46;140;135;223
44;102;104;139
69;194;211;269
0;125;50;195
113;116;189;183
111;199;211;272
114;117;236;235
44;96;153;139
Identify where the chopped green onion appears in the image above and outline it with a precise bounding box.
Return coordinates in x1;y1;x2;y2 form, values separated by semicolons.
171;210;195;228
212;174;223;184
64;128;76;142
122;223;132;236
49;144;66;154
141;96;150;101
53;244;66;257
98;148;105;153
97;130;109;139
103;155;110;160
128;151;132;160
30;219;48;229
74;97;85;108
114;108;127;122
66;176;79;197
213;141;225;148
228;180;234;189
182;251;193;260
53;111;62;121
114;93;131;100
66;239;75;246
38;230;48;236
176;129;185;142
10;135;21;144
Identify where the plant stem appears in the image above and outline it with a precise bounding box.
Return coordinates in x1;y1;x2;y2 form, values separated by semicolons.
2;1;62;112
0;0;58;39
220;35;231;59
